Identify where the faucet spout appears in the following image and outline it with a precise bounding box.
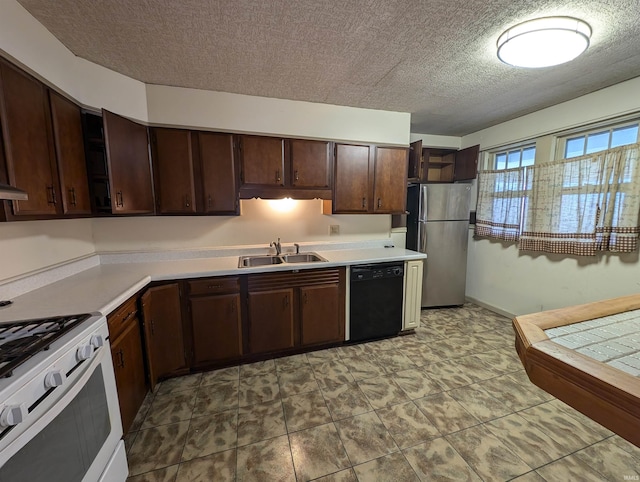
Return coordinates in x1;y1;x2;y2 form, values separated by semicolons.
270;237;282;255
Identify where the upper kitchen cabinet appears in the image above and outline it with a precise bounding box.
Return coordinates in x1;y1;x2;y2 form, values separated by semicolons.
198;132;238;214
0;59;91;220
331;143;372;213
150;128;238;215
238;135;332;199
151;128;196;214
103;109;154;214
407;140;423;180
49;92;91;215
329;143;407;214
419;144;480;182
373;146;408;213
238;135;285;187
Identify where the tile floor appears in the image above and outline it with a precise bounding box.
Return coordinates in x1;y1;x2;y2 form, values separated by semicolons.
124;304;640;481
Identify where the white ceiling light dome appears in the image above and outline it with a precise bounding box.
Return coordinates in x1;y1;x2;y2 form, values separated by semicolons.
497;16;592;68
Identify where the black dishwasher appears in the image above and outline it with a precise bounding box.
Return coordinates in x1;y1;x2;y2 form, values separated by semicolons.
350;262;404;342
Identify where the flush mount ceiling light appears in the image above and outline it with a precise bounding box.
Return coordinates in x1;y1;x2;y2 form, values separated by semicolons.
497;16;592;68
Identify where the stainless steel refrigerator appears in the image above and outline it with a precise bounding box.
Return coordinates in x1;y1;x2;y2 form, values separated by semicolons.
406;183;471;307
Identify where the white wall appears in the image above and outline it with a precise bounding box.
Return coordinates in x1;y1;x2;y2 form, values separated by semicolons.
92;200;390;252
409;133;461;150
463;78;640;317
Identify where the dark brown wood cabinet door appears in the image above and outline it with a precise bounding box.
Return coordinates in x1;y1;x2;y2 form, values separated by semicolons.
300;283;342;346
373;147;408;213
190;293;242;366
199;132;238;213
151;128;196;214
103;109;154;214
408;139;422;180
333;144;371;213
0;60;58;216
111;318;147;433
453;144;480;181
49;91;91;215
248;288;295;354
290;139;331;188
239;135;285;187
141;283;186;389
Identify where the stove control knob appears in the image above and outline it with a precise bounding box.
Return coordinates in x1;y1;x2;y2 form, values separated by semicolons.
44;370;66;389
76;344;95;361
392;267;402;276
90;334;105;348
0;403;28;427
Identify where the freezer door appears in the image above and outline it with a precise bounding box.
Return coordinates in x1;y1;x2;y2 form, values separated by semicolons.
420;183;471;222
421;220;469;307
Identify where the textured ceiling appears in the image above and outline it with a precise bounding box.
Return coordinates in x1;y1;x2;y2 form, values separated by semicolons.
15;0;640;136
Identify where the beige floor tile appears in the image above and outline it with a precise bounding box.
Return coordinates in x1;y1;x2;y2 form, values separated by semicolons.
353;452;419;482
127;464;179;482
127;421;190;477
193;380;238;417
574;437;640;479
485;413;572;467
277;365;320;398
321;381;374;421
414;392;480;435
473;348;523;373
182;409;238;461
376;401;440;449
535;454;607;481
334;411;399;465
480;374;549;411
282;390;332;432
549;399;613;438
124;430;138;455
236;434;296;482
403;437;481;482
446;425;532;480
357;375;410;409
311;468;358;482
289;422;351;481
452;355;498;381
274;353;310;372
156;373;202;396
509;472;546;482
423;360;476;390
238;372;280;407
175;450;235;482
306;348;342;365
142;391;196;429
239;359;276;378
610;435;640;460
392;368;442;399
129;390;155;432
200;366;239;385
237;399;286;446
373;351;416;373
448;384;513;422
312;360;355;390
341;355;387;380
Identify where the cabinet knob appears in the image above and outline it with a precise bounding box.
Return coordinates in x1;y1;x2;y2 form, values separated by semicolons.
69;187;77;206
185;195;191;208
47;185;57;205
116;191;124;207
377;198;382;208
275;169;281;183
294;170;299;182
361;197;366;208
208;195;213;209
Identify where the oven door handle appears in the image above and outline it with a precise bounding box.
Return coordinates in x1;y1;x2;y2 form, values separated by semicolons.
0;345;119;463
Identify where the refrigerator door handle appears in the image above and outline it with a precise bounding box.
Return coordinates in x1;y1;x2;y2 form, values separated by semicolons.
418;222;428;253
419;185;428;222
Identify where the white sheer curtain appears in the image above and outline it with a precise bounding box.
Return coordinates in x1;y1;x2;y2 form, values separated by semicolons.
475;167;525;242
520;143;640;255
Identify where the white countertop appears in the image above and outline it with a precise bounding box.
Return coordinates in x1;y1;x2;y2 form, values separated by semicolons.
0;246;425;323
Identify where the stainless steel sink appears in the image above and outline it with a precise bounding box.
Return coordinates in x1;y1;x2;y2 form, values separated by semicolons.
281;253;327;263
238;252;327;268
238;255;284;268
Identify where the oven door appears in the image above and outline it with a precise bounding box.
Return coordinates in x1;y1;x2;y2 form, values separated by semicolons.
0;342;127;482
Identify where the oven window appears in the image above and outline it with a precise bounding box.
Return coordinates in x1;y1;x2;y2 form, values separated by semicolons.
0;366;111;482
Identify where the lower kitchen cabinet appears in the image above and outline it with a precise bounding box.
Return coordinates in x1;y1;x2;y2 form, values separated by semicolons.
403;259;424;330
246;268;345;355
106;295;147;434
300;284;342;345
110;317;147;433
247;288;296;354
141;283;188;389
188;276;243;367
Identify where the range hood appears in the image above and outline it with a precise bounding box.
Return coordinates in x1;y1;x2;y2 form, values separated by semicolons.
0;183;28;200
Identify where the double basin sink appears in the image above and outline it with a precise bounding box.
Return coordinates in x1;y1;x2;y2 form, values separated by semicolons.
238;252;328;268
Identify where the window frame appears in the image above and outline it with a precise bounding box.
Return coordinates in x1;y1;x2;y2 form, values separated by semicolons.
489;143;536;170
556;118;640;160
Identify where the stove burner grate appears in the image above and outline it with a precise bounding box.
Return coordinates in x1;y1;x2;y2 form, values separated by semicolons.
0;314;92;378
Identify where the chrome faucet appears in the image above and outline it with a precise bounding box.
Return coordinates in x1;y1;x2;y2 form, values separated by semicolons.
294;243;300;254
270;237;282;255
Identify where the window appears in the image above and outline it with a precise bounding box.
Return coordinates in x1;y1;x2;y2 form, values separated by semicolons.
494;145;536;169
563;123;639;159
